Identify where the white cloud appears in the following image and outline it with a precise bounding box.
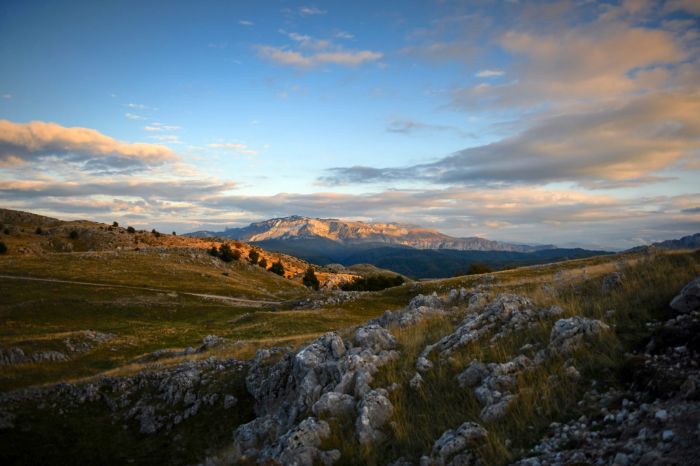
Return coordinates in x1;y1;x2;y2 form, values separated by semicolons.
125;113;146;120
475;69;505;78
239;20;254;26
257;45;382;68
2;94;11;100
299;6;326;16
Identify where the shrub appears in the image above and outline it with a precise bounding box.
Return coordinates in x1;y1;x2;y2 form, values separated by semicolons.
219;243;237;262
208;246;219;257
466;262;493;275
69;230;79;239
0;241;6;254
248;249;259;265
35;227;43;235
258;258;268;269
341;274;405;292
303;267;320;290
112;221;119;227
172;231;176;236
3;228;9;235
269;260;285;276
126;226;136;234
151;229;161;237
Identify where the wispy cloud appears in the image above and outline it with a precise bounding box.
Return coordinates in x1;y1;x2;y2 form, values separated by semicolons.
1;94;11;100
125;112;146;120
299;6;326;16
475;69;504;78
208;142;257;156
144;122;181;132
257;45;382;67
239;20;254;26
386;118;474;138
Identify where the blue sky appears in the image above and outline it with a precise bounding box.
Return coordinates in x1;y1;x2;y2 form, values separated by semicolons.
1;0;699;249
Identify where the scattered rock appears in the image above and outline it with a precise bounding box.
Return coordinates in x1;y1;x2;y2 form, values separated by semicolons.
549;317;609;355
670;277;700;314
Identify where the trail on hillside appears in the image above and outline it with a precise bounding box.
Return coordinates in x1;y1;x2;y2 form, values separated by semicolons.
0;274;280;307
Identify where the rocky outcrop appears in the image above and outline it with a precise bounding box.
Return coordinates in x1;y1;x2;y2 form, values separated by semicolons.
458;356;532;422
233;322;400;463
548;317;609;355
1;330;114;366
420;294;562;362
601;272;624;293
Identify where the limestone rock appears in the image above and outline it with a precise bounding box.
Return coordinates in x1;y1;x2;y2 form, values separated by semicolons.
670;277;700;314
356;389;393;446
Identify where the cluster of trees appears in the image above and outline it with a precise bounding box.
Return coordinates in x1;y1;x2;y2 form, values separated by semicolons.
341;274;405;292
207;243;286;277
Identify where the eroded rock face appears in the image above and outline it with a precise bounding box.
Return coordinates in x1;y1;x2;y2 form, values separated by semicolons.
424;421;488;466
549;317;609;355
234;324;401;463
670;277;700;314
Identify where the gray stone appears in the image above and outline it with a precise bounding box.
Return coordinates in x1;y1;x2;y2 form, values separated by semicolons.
549;317;609;355
670;277;700;313
356;389;393;446
312;392;356;418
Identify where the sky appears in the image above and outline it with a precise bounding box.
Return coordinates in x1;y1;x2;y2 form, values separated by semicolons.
0;0;699;250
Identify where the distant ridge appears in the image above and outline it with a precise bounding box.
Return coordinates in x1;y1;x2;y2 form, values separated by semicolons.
627;233;700;252
188;215;555;253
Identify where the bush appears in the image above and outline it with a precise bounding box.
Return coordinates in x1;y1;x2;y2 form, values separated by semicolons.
269;260;285;276
35;227;43;235
112;221;119;227
208;246;219;257
303;267;320;290
219;244;238;262
151;229;161;238
69;230;79;239
248;249;259;265
341;274;405;292
258;258;268;269
0;241;6;254
3;228;9;235
127;226;136;234
172;231;176;236
466;263;493;275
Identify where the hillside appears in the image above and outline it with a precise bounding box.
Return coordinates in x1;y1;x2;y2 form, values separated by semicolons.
0;208;359;289
1;232;699;464
189;215;554;252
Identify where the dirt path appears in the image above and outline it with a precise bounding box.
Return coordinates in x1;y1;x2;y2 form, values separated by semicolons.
0;274;280;307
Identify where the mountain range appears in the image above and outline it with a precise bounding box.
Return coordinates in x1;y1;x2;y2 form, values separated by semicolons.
189;215;554;252
188;216;608;278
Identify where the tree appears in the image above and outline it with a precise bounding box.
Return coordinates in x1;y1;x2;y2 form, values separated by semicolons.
258;258;268;269
151;228;161;237
248;249;259;265
219;243;237;262
112;221;119;227
303;267;320;290
0;241;7;254
172;231;177;236
127;226;136;234
269;260;285;276
69;230;79;239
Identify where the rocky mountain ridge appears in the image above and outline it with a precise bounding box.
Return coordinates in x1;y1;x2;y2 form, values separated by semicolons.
189;215;553;253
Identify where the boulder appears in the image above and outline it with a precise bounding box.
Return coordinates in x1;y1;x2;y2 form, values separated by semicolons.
312;392;356;418
429;421;487;465
356;389;393;446
670;277;700;313
260;417;339;466
549;317;609;355
354;325;396;351
602;272;624;293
